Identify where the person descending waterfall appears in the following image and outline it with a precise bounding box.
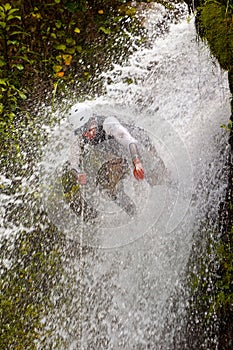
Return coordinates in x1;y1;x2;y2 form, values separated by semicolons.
62;114;145;221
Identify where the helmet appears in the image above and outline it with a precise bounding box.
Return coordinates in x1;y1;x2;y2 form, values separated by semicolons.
68;102;94;130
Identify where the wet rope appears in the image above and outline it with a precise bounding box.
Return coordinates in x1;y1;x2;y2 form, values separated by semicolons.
78;145;85;350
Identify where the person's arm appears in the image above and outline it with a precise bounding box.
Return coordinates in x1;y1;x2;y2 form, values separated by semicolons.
103;116;144;180
69;138;87;185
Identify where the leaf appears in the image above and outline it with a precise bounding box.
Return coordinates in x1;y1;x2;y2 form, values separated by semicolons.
8;8;20;15
74;27;80;33
53;65;63;73
16;64;24;70
98;26;111;35
62;54;72;65
65;47;75;54
7;40;19;45
4;3;11;11
9;31;23;36
125;7;136;16
0;60;6;67
55;20;62;29
0;79;6;86
54;44;66;51
7;15;21;21
0;10;6;20
8;112;15;120
56;71;64;77
31;13;41;19
18;90;27;100
0;21;6;28
55;54;62;63
66;37;75;45
83;72;91;79
76;45;82;53
11;63;24;70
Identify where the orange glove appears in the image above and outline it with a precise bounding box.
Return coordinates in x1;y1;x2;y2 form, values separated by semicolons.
133;158;145;180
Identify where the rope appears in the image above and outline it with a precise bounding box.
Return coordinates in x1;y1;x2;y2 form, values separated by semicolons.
78;145;85;350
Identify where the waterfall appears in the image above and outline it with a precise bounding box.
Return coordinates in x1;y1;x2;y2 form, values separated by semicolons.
1;4;231;350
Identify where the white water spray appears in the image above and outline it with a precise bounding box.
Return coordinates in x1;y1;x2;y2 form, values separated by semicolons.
2;4;231;349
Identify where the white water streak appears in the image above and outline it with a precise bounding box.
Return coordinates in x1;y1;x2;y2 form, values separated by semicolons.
39;12;232;350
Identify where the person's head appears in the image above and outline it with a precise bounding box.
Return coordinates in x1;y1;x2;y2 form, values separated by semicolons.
82;117;97;141
70;102;95;137
71;106;104;144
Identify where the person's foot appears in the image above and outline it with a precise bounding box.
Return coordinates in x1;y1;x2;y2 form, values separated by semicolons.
112;189;137;217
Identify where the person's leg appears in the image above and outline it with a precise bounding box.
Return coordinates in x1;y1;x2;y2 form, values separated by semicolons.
97;158;137;217
110;182;137;217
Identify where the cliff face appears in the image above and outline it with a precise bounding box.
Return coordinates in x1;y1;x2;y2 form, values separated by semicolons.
188;1;233;348
195;0;233;107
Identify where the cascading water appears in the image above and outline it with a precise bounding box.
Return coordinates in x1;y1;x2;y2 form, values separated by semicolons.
1;3;231;350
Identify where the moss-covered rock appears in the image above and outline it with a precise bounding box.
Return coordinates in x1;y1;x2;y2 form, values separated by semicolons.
198;1;233;71
192;1;233;348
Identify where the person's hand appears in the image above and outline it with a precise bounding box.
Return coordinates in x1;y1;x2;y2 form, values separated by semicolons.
71;169;87;185
77;173;87;185
133;158;145;180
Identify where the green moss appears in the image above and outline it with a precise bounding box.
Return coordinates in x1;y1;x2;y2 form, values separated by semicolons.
214;239;233;311
198;1;233;71
0;221;64;349
195;2;233;329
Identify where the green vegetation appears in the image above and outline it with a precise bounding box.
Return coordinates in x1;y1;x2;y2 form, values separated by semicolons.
191;0;233;347
0;3;25;130
0;185;58;347
0;1;159;348
0;224;63;349
215;236;233;312
196;0;233;111
0;0;149;133
0;174;64;349
197;0;233;71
